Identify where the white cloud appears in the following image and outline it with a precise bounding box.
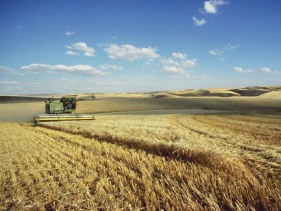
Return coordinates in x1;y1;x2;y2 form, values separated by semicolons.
260;67;272;73
99;64;124;70
0;66;24;76
0;81;19;85
233;67;253;73
21;64;51;73
194;1;229;28
65;50;80;56
72;42;95;56
209;49;223;56
65;42;95;57
233;67;243;73
65;45;73;49
104;44;160;61
204;0;229;14
209;43;240;57
172;52;187;59
20;64;107;76
204;1;217;14
260;67;281;74
64;31;75;36
0;66;13;73
160;52;197;77
192;17;207;26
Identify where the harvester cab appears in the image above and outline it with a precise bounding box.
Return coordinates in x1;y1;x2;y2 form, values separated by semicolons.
45;96;77;114
34;95;95;126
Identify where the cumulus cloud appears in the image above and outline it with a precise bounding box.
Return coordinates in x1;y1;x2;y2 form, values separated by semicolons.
64;31;75;36
192;17;207;26
65;42;95;57
260;67;272;73
160;52;197;77
104;44;160;61
204;0;229;14
233;67;253;73
0;81;19;85
20;64;107;76
99;64;124;70
72;42;95;56
193;0;229;27
204;1;216;14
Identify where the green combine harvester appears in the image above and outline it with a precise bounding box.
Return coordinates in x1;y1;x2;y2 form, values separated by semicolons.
34;95;95;125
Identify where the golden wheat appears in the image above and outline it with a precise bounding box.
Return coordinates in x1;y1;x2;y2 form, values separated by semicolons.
1;113;281;210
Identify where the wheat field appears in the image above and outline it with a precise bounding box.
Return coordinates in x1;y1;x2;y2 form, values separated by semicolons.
1;113;281;210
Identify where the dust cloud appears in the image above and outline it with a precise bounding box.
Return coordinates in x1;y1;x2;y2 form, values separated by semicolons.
0;102;45;123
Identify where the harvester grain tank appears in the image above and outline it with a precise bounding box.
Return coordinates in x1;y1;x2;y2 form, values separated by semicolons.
34;95;95;125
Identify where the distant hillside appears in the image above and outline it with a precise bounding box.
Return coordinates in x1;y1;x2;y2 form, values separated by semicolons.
153;86;281;99
1;86;281;102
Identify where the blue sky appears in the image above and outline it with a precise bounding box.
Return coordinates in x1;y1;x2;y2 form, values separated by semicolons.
0;0;280;94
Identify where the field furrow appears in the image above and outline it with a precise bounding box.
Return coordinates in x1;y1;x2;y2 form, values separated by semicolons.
193;115;281;145
171;115;281;179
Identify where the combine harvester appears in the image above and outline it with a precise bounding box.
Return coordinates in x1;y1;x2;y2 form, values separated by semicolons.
34;95;95;126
